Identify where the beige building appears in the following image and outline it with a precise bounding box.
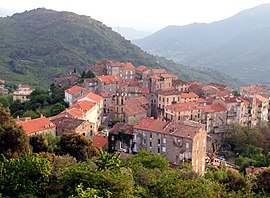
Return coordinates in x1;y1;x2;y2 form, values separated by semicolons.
172;79;189;92
13;85;33;103
251;94;269;126
134;118;207;175
62;92;104;133
164;102;203;123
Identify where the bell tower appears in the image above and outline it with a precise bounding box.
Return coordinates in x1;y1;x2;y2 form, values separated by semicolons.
115;88;125;122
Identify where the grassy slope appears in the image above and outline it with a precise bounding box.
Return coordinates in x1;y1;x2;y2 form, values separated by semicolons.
0;8;242;88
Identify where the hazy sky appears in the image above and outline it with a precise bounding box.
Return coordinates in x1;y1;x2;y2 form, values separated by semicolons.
2;0;270;32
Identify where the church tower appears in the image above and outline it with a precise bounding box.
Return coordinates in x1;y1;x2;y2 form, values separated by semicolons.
115;87;125;122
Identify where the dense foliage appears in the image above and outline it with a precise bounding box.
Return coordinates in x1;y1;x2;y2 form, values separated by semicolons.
223;124;270;170
7;84;67;118
1;103;270;197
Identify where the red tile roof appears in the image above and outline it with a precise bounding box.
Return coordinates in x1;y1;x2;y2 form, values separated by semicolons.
100;92;111;98
94;135;108;148
180;92;198;99
161;73;174;78
124;97;150;116
150;75;160;80
220;95;245;104
17;117;55;135
65;85;86;95
71;100;96;112
121;62;135;70
134;117;202;139
255;94;268;103
74;92;103;104
165;102;201;112
198;98;207;103
141;87;150;94
136;65;147;72
203;104;227;113
96;75;119;83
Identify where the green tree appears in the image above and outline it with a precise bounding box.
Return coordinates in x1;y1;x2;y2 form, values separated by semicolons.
0;95;9;107
0;104;30;159
253;167;270;195
0;155;52;197
94;149;123;171
69;184;101;198
50;102;66;116
22;110;40;119
57;133;99;161
85;70;95;78
29;135;49;153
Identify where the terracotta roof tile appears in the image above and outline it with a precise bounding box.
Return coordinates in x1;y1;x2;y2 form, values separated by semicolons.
96;75;119;83
100;92;111;98
255;94;268;103
161;73;174;78
74;92;103;104
124;97;150;116
17;117;55;135
121;62;135;70
180;92;198;99
203;104;227;113
165;102;201;112
65;85;86;95
136;65;147;72
198;98;207;103
134;118;202;139
141;87;150;94
94;135;108;148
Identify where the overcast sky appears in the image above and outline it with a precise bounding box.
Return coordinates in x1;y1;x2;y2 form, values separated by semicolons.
2;0;270;32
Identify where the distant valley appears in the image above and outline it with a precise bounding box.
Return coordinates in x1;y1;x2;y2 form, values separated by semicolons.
134;3;270;85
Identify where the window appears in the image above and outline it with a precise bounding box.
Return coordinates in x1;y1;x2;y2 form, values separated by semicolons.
143;131;146;145
186;143;189;149
149;141;152;148
163;138;166;144
162;147;166;152
150;132;152;139
158;139;161;145
158;147;161;154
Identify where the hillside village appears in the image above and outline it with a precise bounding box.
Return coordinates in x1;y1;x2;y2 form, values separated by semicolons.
1;59;270;175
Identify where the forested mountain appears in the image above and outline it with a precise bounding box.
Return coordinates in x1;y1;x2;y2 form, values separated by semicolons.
0;8;241;88
134;3;270;85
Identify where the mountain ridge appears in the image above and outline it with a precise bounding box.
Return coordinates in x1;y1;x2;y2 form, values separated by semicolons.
134;3;270;85
0;8;241;88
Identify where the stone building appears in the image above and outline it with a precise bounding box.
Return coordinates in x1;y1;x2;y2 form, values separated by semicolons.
81;78;98;93
134;118;207;175
164;102;203;123
50;116;95;139
96;75;119;94
54;72;80;87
